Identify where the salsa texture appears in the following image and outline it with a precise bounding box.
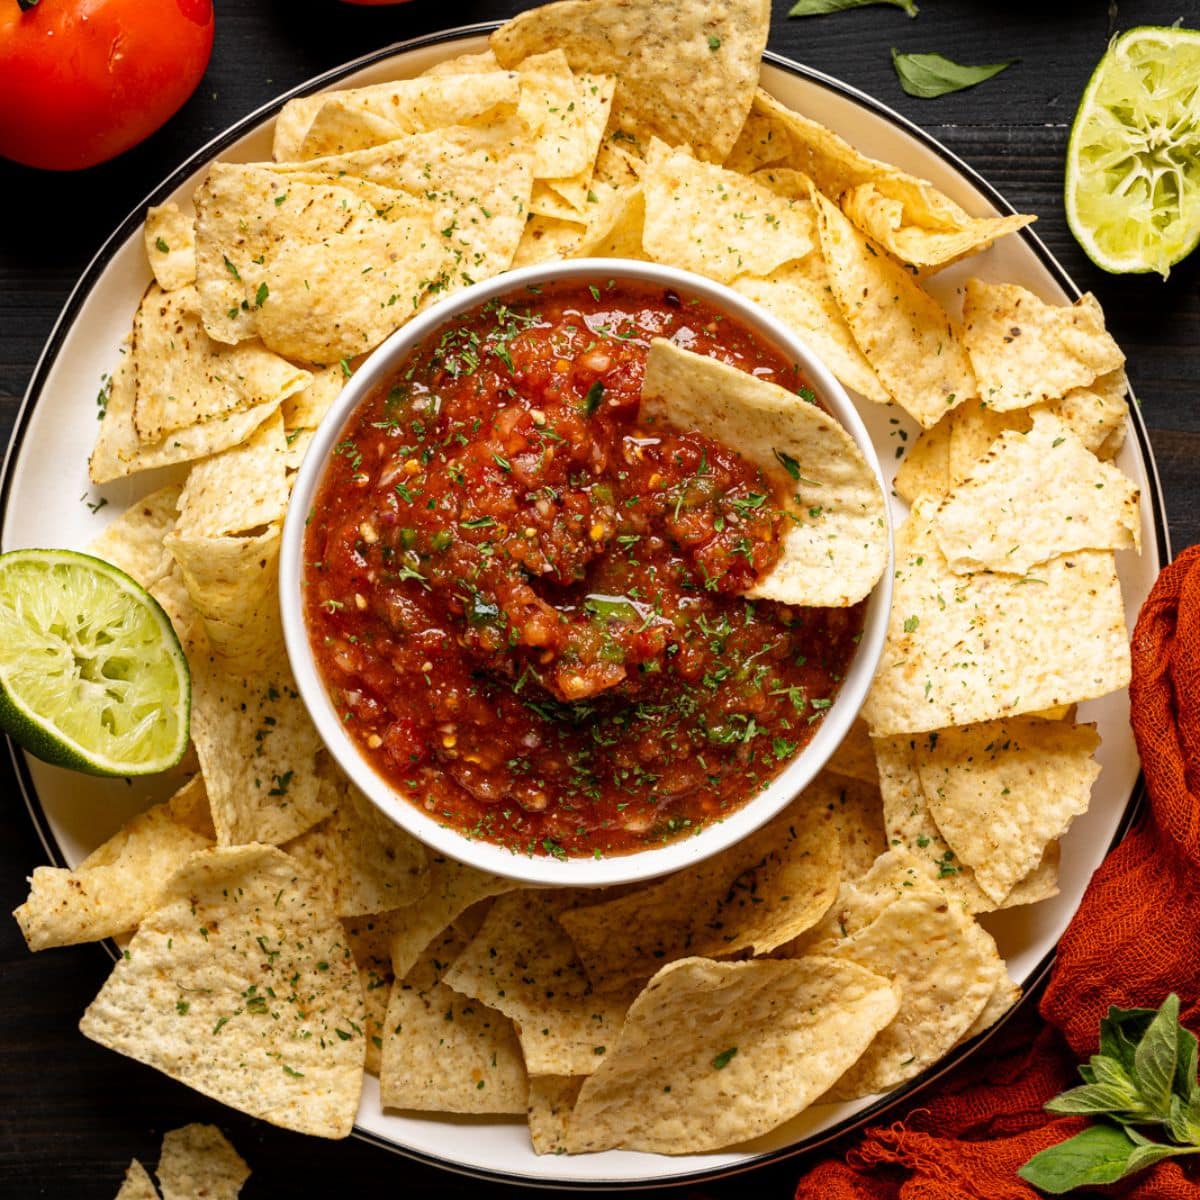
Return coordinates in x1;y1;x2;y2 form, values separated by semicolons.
305;281;865;858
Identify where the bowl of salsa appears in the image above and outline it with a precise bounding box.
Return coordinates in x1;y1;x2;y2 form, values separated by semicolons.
280;259;893;886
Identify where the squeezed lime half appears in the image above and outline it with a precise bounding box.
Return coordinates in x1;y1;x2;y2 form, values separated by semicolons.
0;549;190;775
1065;25;1200;277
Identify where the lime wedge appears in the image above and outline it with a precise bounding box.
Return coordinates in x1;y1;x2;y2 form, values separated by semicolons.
1065;25;1200;277
0;549;190;776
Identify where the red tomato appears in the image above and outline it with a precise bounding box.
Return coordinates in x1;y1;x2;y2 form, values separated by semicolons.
0;0;214;171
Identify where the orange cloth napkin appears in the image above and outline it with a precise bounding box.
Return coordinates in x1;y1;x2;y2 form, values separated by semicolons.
794;544;1200;1200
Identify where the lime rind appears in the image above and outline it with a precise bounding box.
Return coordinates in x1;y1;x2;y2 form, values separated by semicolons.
1065;25;1200;277
0;549;190;776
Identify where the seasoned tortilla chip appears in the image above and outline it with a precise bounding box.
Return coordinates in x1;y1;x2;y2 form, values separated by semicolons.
341;912;396;1076
512;213;587;267
491;0;768;163
559;789;840;993
442;889;636;1076
297;102;404;160
517;50;599;183
90;351;284;485
824;717;877;787
540;69;615;212
809;867;1005;1098
165;524;281;666
961;279;1125;412
144;203;197;292
388;855;521;979
528;1075;585;1155
729;90;1033;268
88;485;181;589
573;183;645;258
873;733;1061;912
565;956;899;1154
189;654;330;846
641;141;814;283
285;767;428;916
1051;368;1130;459
132;285;310;443
641;339;888;607
174;412;289;540
813;190;976;429
14;778;213;951
933;414;1140;576
156;1124;249;1200
814;769;886;883
894;414;952;505
115;1160;158;1200
914;717;1101;905
380;928;528;1114
863;498;1130;736
961;974;1022;1044
281;363;344;431
79;844;365;1138
842;182;1032;271
733;258;888;403
193;163;445;353
275;70;521;162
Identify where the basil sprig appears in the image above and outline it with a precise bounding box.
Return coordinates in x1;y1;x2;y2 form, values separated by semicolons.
1019;995;1200;1194
891;49;1015;98
789;0;917;16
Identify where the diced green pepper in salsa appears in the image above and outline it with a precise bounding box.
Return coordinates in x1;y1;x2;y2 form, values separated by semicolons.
305;281;865;858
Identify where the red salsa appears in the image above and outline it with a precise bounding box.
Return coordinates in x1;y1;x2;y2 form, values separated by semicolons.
304;280;865;858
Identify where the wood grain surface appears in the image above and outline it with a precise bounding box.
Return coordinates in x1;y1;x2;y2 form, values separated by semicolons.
1;2;1197;1196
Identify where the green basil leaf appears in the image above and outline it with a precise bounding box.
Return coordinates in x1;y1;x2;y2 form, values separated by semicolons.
1174;1013;1199;1101
1099;1008;1152;1077
1018;1124;1142;1194
1045;1080;1143;1117
890;49;1016;98
1169;1093;1200;1145
1123;1140;1200;1177
1134;994;1181;1115
789;0;917;16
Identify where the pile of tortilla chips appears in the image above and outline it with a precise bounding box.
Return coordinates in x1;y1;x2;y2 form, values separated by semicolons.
13;0;1141;1162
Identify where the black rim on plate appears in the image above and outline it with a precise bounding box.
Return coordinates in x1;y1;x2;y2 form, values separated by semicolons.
0;23;1171;1192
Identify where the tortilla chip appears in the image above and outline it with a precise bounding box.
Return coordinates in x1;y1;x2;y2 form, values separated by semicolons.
933;414;1140;576
516;50;600;184
492;0;768;163
729;90;1034;268
873;733;1060;912
189;654;330;846
565;956;899;1153
732;258;889;403
539;70;615;212
115;1161;158;1200
641;141;814;283
388;855;522;979
174;412;290;540
1050;368;1130;459
14;778;213;951
192;163;445;355
961;279;1125;412
156;1124;249;1200
813;190;976;429
573;183;645;258
443;889;636;1076
80;844;365;1138
144;203;197;292
88;485;182;589
893;414;952;504
824;717;877;787
132;285;310;443
528;1075;585;1155
803;850;1006;1097
815;770;886;882
380;928;528;1114
559;789;840;993
165;524;281;666
640;339;888;607
275;70;521;161
284;767;429;916
914;717;1101;905
340;913;395;1076
90;350;284;485
512;213;587;267
841;182;1033;271
863;498;1130;736
961;974;1021;1044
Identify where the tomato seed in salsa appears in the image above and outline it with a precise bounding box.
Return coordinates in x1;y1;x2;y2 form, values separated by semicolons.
304;280;865;858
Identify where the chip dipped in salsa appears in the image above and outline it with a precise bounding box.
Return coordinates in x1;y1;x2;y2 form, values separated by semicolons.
304;280;866;858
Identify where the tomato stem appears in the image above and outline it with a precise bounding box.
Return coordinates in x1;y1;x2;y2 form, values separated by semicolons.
17;0;41;10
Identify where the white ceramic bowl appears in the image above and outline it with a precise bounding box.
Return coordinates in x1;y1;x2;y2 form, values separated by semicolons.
280;258;893;887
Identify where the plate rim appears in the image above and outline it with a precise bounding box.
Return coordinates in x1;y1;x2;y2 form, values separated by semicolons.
0;22;1170;1191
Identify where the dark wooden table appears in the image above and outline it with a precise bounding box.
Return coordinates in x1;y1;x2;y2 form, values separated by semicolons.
2;1;1197;1195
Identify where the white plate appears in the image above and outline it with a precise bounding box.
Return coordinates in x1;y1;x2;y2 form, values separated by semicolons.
0;25;1169;1190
